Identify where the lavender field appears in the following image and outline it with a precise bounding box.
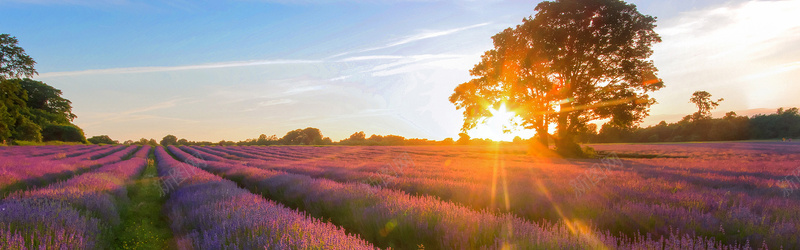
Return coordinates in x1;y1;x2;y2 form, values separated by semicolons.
0;142;797;249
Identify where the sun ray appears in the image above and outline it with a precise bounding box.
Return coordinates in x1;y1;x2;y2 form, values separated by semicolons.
469;103;536;141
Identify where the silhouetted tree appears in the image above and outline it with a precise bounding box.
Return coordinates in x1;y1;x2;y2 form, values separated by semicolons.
441;137;455;145
256;134;275;145
279;127;323;145
451;0;663;156
160;135;178;146
457;132;471;145
689;91;723;120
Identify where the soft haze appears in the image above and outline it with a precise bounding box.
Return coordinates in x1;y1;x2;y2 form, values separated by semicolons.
1;0;798;142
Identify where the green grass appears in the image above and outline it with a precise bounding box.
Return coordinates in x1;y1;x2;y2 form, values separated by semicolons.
112;154;175;250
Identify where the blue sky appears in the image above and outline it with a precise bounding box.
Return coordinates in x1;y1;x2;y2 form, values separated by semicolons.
1;0;798;142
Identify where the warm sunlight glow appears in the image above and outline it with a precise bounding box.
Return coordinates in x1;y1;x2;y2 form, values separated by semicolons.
468;104;535;141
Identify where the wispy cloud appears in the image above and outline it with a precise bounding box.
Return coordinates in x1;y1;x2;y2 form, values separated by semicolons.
38;59;323;77
327;22;490;59
337;55;405;62
360;54;477;77
121;99;182;115
79;98;197;127
742;61;800;81
258;98;293;107
655;0;800;72
646;0;800;117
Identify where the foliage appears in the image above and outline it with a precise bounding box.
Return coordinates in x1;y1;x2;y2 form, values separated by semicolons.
0;34;37;81
88;135;119;145
595;108;799;143
18;78;77;123
277;127;323;145
451;0;663;156
456;132;471;145
689;91;723;120
0;35;82;143
750;107;800;139
41;123;86;143
339;131;367;145
159;134;177;146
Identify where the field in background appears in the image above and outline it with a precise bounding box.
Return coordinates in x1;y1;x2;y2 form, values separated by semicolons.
1;142;798;249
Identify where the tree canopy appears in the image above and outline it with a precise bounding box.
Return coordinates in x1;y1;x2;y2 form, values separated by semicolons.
450;0;663;156
88;135;118;145
0;34;84;144
160;134;178;146
1;34;37;81
689;90;723;120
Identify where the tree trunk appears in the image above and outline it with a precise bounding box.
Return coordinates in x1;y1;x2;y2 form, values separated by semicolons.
556;104;583;157
536;128;549;148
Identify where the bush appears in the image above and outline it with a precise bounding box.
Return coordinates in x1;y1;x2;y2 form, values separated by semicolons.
41;124;86;143
88;135;118;145
581;146;598;158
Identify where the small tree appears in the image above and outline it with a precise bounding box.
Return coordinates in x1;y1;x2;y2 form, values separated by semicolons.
689;91;723;120
160;135;178;146
88;135;118;144
456;133;471;145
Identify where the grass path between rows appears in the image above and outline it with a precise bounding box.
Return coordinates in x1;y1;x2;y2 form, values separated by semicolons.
112;152;176;249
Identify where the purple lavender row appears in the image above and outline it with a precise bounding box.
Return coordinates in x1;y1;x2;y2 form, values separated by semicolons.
154;147;375;249
203;145;799;249
23;144;119;161
0;145;97;158
0;145;135;195
177;146;757;249
0;146;150;249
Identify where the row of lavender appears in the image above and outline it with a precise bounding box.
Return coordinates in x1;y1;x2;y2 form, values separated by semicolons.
152;146;375;249
0;145;131;196
0;146;150;248
0;144;100;157
173;146;753;249
202;144;800;249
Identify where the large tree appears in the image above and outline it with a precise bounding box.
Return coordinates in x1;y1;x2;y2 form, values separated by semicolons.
1;34;37;81
1;34;85;143
0;79;41;142
451;0;663;156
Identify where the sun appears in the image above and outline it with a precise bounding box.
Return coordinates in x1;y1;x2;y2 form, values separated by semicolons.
468;104;536;141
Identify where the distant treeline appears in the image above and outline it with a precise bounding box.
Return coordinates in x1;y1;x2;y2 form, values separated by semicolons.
592;107;800;143
124;128;466;147
97;107;800;147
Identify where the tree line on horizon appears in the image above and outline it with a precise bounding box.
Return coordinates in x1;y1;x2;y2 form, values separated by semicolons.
585;90;800;143
103;102;797;148
591;106;800;143
123;128;462;147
